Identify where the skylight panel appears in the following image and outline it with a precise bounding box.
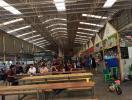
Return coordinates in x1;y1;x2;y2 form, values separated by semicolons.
42;18;66;24
0;18;23;26
78;28;99;32
103;0;117;8
7;25;31;33
0;0;22;15
51;31;67;35
82;14;108;19
80;22;104;27
30;37;44;42
53;0;66;11
77;32;95;35
50;28;67;32
46;23;66;28
16;31;36;37
23;34;40;40
34;40;47;44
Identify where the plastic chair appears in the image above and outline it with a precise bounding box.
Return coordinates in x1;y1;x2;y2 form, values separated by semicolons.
103;69;111;82
111;67;118;78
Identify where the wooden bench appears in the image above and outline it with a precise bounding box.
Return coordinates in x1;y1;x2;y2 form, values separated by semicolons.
19;72;93;85
0;82;95;100
16;70;86;79
81;99;98;100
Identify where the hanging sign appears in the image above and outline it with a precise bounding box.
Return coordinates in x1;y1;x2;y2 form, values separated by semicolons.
103;22;117;40
89;39;93;48
103;35;117;49
94;42;103;52
94;33;102;45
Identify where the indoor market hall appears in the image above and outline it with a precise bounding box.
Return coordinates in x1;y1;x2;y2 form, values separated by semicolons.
0;0;132;100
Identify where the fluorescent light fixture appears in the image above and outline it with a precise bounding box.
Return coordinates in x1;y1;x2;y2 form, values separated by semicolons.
74;40;87;42
50;28;67;32
36;42;49;46
54;0;66;11
42;18;66;24
80;22;104;27
37;43;50;46
82;14;108;19
74;40;88;44
46;23;66;28
0;18;23;26
51;31;67;35
39;42;50;45
39;46;45;49
76;35;88;38
33;40;47;44
0;0;22;15
55;36;68;39
16;31;36;37
38;15;43;18
74;42;86;44
30;37;44;42
52;34;67;37
75;38;88;41
35;41;49;45
75;37;91;40
24;34;40;40
7;25;31;33
103;0;117;8
52;33;67;37
78;28;99;32
77;32;95;36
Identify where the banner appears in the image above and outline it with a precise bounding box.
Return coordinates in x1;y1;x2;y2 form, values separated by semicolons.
103;22;117;40
89;39;93;48
94;33;102;45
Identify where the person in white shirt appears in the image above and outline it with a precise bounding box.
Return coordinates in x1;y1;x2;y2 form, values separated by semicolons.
28;64;36;75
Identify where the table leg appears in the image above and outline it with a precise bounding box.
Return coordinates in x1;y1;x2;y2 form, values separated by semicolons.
44;92;48;100
2;95;5;100
91;87;94;98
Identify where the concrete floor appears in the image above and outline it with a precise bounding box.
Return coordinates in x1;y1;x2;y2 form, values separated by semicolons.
0;73;132;100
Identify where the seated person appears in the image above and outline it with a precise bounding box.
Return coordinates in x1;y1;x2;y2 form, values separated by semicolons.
28;64;36;75
0;68;7;82
39;64;49;74
65;62;73;71
51;66;58;72
7;65;18;85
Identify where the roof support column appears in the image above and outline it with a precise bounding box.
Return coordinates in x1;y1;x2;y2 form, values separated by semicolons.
58;46;64;58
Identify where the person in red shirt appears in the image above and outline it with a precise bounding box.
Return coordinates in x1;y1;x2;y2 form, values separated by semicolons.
7;65;18;85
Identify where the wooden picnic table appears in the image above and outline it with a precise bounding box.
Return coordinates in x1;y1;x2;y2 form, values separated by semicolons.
16;69;87;79
19;72;93;84
0;81;95;100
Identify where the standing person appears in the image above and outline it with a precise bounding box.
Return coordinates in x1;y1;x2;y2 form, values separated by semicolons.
25;65;30;73
84;56;91;71
2;63;8;72
22;63;26;73
76;61;81;68
90;55;96;71
0;68;7;82
15;62;24;74
28;64;36;75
